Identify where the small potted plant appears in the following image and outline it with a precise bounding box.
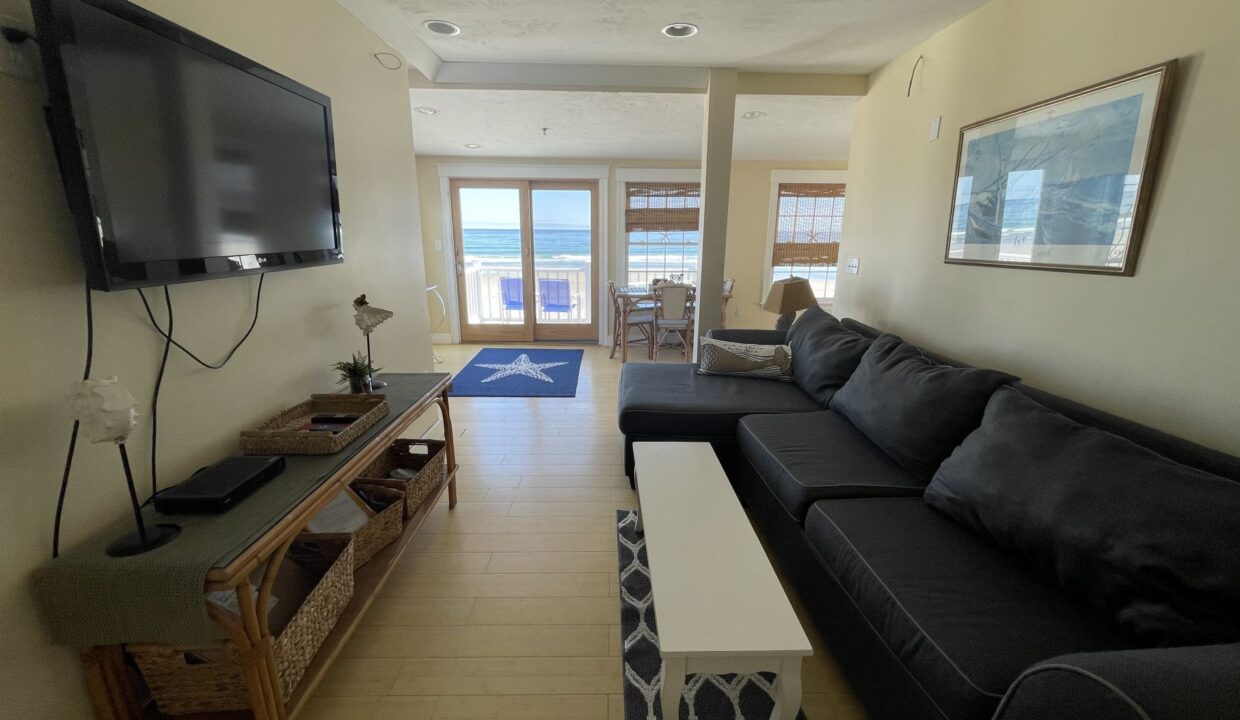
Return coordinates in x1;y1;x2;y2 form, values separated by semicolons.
332;352;381;393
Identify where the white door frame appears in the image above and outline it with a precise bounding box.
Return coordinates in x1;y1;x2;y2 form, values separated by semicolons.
436;163;611;344
762;169;848;304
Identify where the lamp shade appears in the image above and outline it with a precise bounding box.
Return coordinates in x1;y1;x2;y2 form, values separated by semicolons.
762;277;818;315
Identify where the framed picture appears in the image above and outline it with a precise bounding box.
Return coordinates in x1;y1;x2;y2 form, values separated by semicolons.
944;61;1176;275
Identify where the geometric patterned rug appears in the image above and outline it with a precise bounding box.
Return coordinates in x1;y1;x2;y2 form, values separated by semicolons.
616;511;807;719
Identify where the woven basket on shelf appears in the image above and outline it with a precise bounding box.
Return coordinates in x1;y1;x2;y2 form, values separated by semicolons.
306;483;403;570
128;538;354;714
240;394;389;455
356;439;447;518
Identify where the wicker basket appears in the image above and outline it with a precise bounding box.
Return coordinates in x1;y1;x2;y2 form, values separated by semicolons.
356;439;447;518
306;483;403;569
129;538;355;714
240;394;389;455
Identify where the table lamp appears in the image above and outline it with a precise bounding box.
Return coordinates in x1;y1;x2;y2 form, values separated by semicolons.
353;294;394;389
762;277;818;332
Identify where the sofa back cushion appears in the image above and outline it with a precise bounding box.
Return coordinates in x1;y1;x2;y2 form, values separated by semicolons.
785;306;874;407
925;387;1240;647
829;334;1017;480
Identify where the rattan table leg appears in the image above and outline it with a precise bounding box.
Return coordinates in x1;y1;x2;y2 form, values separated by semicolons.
436;393;458;509
81;646;140;720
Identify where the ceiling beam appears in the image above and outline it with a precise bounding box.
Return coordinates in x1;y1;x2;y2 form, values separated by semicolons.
409;62;866;96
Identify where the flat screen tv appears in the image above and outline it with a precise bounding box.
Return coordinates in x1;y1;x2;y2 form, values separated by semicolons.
35;0;343;291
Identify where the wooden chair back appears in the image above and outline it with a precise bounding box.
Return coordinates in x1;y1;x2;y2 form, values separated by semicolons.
655;284;694;321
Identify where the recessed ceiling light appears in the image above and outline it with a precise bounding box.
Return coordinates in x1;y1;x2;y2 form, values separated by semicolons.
464;143;482;149
742;111;767;120
661;23;698;38
422;19;461;36
414;106;439;116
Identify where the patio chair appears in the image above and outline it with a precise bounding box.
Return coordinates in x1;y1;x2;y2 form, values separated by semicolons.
654;283;695;362
609;281;655;362
538;277;574;315
499;277;523;319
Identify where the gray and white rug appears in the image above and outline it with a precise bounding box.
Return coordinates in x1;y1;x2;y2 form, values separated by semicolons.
616;510;807;720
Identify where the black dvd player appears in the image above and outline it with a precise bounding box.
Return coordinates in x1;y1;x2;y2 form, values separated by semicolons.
154;455;285;514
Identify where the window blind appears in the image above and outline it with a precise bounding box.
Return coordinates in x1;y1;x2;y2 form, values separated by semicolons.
624;182;701;233
772;182;845;266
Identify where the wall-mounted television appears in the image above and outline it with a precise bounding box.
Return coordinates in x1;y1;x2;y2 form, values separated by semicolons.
35;0;344;291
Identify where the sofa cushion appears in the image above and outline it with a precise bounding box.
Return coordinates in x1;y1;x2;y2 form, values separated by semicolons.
805;498;1126;720
785;306;874;407
737;411;924;522
829;334;1017;480
925;387;1240;647
617;361;821;439
697;337;793;381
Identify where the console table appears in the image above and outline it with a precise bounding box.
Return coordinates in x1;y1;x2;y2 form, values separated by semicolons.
37;373;457;720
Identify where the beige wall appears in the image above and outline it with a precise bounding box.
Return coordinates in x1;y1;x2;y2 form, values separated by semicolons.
415;156;845;335
0;0;432;716
834;0;1240;454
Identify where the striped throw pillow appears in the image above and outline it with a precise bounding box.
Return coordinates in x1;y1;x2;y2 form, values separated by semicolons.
697;337;793;381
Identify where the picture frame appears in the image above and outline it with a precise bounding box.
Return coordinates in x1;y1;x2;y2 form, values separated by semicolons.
944;60;1177;275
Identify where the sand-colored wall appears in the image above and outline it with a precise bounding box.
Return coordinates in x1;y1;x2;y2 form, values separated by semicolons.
0;0;432;715
834;0;1240;454
415;156;845;335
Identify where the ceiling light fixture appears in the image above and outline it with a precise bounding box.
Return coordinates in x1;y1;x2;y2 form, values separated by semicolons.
742;111;767;120
422;19;461;36
414;106;439;116
464;143;482;149
661;23;698;38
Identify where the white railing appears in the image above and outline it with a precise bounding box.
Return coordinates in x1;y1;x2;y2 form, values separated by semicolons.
464;262;592;325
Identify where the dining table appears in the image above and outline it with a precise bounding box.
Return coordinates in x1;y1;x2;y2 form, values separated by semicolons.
613;284;734;361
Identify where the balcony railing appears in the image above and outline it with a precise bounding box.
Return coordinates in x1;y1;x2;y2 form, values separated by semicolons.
464;262;592;325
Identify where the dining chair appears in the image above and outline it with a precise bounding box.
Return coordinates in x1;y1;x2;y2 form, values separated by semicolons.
609;281;655;362
654;283;695;362
721;277;735;328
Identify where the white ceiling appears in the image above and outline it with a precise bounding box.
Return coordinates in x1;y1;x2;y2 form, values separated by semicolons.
387;0;986;73
409;90;856;161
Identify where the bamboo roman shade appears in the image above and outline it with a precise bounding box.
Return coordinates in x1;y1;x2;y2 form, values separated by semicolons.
625;182;701;233
772;182;845;266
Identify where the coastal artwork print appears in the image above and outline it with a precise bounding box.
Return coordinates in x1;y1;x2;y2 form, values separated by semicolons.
945;61;1175;275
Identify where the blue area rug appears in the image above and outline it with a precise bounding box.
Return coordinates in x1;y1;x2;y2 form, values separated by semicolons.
450;348;584;397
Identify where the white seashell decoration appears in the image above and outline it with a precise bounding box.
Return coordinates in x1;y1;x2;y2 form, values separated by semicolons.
70;377;138;445
353;294;394;336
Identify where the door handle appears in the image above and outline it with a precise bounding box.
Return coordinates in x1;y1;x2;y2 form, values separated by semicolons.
456;262;464;275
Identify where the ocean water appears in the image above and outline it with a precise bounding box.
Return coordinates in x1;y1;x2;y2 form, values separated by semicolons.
462;227;702;275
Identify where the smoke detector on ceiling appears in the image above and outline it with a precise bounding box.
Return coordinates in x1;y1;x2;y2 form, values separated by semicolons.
422;19;461;36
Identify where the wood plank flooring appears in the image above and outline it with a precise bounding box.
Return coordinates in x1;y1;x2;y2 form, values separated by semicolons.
305;344;867;720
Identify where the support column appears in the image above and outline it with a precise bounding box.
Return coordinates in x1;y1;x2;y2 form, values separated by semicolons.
694;68;738;353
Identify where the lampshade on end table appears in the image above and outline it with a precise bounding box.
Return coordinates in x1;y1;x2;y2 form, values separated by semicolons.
763;277;818;331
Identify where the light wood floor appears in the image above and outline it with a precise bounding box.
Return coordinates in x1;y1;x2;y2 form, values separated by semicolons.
305;344;867;720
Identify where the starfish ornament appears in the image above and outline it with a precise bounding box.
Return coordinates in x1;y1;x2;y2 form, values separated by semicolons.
474;353;569;384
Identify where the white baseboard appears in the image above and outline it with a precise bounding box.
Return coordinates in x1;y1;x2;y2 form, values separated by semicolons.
431;333;453;344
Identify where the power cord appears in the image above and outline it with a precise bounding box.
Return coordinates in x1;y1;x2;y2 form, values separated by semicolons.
135;274;265;499
52;280;94;559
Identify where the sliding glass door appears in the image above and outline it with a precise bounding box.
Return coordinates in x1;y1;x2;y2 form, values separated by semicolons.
451;179;598;343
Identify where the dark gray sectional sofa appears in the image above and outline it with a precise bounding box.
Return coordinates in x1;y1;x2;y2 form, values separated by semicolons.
616;307;1240;720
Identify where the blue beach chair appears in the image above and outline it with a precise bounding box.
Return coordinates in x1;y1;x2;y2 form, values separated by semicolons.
499;277;523;318
538;278;573;315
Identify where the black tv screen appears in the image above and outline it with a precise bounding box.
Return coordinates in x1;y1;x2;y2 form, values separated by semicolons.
36;0;343;290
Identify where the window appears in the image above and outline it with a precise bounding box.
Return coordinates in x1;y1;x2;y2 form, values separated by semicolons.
624;182;701;286
769;181;846;301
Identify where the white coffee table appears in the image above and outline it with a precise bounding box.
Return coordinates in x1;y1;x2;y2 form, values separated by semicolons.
633;441;812;720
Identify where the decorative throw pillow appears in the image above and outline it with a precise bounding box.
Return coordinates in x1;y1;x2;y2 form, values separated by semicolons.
829;333;1017;480
697;337;793;381
925;387;1240;646
784;306;874;407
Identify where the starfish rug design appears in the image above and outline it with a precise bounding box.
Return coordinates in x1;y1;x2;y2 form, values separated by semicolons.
475;353;569;383
450;348;584;397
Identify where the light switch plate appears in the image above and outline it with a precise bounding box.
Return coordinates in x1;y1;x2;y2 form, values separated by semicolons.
846;257;860;275
928;115;942;141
